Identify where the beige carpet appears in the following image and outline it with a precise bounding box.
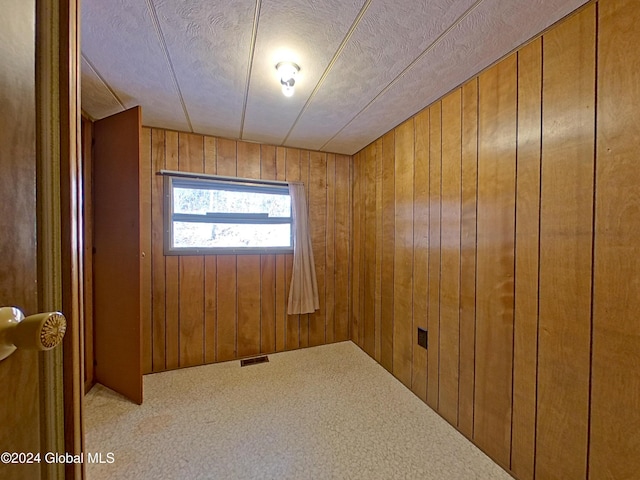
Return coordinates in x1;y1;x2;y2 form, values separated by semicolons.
85;341;511;479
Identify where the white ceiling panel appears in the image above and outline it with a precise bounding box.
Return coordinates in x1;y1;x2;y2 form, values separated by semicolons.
241;0;364;146
81;0;190;131
283;0;479;151
153;0;257;139
324;0;589;154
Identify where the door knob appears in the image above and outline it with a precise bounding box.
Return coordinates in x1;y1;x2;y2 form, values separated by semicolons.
0;307;67;361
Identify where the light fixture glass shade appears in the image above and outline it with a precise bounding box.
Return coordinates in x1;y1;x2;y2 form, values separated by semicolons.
276;62;299;97
282;84;294;97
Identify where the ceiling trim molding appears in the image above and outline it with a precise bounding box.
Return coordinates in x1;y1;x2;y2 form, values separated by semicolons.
239;0;263;139
319;0;487;151
145;0;193;132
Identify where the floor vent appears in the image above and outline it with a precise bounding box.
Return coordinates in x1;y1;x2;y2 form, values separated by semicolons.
240;356;269;367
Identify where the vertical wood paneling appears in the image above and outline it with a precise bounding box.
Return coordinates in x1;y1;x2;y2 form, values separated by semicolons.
511;39;542;480
215;138;237;361
204;136;217;174
374;141;383;362
354;152;366;348
591;1;640;478
380;132;395;372
140;128;152;375
178;133;205;367
216;255;237;361
459;79;478;438
474;55;517;468
83;118;95;389
164;131;180;370
363;144;377;357
260;145;276;354
236;142;261;358
359;152;366;351
334;156;350;342
260;254;276;353
351;152;362;346
325;154;336;344
412;109;429;402
439;90;462;426
237;141;261;178
151;129;166;372
309;151;327;347
275;147;287;352
285;148;301;350
236;254;261;357
392;119;414;388
204;137;217;364
179;255;204;366
536;7;596;479
216;138;237;175
427;102;442;409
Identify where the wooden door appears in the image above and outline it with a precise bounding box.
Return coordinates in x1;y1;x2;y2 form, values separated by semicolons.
0;1;42;478
93;107;143;404
0;1;83;478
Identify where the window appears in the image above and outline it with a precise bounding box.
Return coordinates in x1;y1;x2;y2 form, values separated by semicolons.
164;173;292;255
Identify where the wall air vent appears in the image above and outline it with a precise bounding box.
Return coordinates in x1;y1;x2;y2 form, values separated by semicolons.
240;356;269;367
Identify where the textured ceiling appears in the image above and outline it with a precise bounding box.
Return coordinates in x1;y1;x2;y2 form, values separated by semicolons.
81;0;588;155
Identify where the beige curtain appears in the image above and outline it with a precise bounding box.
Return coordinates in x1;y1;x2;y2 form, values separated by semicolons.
287;182;319;314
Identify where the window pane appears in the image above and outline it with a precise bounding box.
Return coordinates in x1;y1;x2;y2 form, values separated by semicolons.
174;187;290;217
173;187;211;215
173;222;291;248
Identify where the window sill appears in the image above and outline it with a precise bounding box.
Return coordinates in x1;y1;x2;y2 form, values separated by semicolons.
163;247;294;256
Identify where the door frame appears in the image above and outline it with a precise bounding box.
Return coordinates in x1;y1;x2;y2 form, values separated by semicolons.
36;0;84;479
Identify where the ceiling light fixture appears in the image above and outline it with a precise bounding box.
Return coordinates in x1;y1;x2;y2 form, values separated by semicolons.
276;61;300;97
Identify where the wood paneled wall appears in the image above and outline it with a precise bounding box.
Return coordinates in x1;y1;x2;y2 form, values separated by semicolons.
350;1;640;479
140;129;351;372
590;1;640;478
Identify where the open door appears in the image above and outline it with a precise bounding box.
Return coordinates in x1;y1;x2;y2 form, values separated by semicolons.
93;106;143;404
0;4;44;478
1;1;82;478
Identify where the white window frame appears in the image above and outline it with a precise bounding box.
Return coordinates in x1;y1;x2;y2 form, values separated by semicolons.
162;171;293;255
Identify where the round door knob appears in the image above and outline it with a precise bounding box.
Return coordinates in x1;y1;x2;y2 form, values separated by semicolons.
0;307;67;361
